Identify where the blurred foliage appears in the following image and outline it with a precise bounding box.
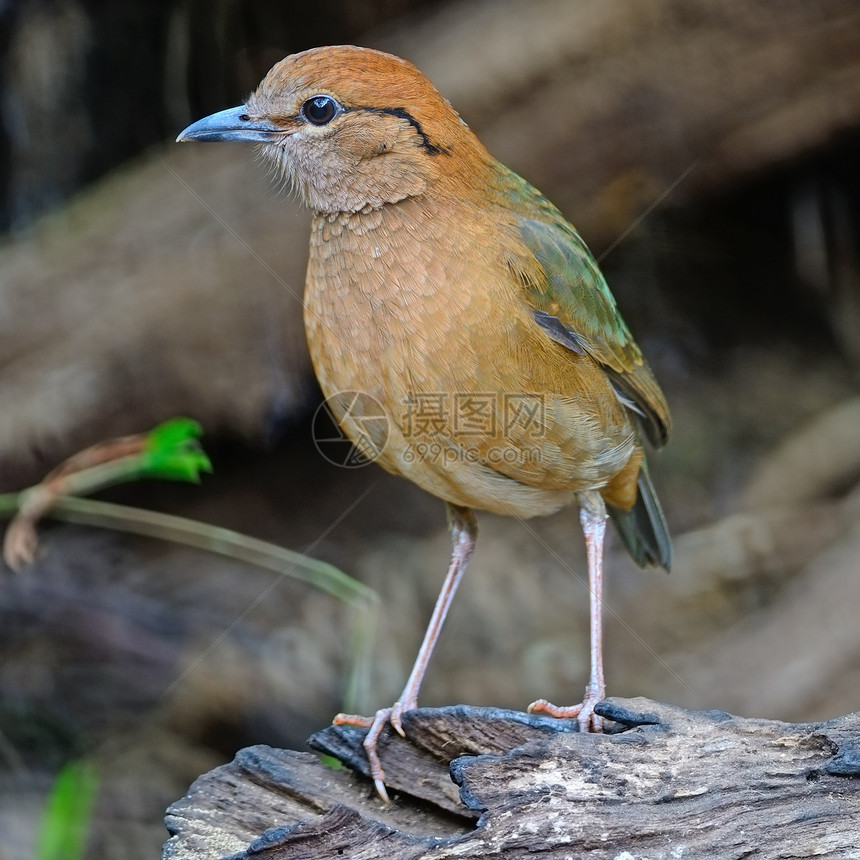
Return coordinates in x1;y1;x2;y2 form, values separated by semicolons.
36;759;98;860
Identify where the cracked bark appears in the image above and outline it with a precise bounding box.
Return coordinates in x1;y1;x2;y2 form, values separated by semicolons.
163;698;860;860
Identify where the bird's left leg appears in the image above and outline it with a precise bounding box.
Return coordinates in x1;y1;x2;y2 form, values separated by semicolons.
334;503;478;800
529;489;608;732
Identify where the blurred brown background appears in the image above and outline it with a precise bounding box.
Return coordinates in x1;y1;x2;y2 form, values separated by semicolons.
1;1;860;857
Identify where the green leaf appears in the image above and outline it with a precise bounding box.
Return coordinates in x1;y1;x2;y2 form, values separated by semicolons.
141;417;213;483
37;759;99;860
146;416;203;449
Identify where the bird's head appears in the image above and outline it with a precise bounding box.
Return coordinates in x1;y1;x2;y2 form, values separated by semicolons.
177;45;490;214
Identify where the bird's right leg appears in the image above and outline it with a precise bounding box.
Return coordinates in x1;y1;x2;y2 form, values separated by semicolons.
334;503;478;801
529;489;608;732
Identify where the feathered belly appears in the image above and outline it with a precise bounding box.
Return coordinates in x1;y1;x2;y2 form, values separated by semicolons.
304;301;635;519
302;207;636;518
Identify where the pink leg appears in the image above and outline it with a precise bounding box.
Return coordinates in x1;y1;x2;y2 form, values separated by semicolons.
335;503;477;800
529;490;608;732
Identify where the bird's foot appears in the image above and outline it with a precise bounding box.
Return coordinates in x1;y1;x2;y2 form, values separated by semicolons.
333;699;413;802
528;690;605;733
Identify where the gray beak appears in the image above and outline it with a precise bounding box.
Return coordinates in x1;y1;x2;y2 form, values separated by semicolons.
176;105;286;143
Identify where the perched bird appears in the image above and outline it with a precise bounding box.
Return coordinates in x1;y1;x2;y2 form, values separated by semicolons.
178;45;671;801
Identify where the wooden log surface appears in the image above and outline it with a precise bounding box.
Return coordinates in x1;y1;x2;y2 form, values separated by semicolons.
163;699;860;859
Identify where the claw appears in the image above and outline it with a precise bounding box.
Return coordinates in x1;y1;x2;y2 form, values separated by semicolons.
362;708;393;802
529;695;605;732
334;707;396;802
390;700;408;737
333;711;375;728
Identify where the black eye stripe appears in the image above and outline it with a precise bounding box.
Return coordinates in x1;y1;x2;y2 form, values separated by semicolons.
351;106;450;156
297;99;451;156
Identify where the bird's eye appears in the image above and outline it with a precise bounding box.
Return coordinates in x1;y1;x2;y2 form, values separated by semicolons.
300;95;340;126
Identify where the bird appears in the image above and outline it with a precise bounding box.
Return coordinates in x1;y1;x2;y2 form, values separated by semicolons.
177;44;671;801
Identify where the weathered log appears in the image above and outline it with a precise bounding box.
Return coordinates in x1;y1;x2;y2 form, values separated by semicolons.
163;699;860;859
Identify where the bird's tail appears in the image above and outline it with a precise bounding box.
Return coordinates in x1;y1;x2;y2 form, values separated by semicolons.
607;458;671;571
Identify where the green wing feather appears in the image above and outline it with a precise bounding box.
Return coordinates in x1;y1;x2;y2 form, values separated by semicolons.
498;169;672;569
501;169;670;448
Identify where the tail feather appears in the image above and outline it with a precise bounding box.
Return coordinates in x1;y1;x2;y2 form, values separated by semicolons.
607;459;671;571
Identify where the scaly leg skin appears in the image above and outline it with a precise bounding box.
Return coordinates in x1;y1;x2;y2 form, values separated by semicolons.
529;490;608;733
334;503;478;801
